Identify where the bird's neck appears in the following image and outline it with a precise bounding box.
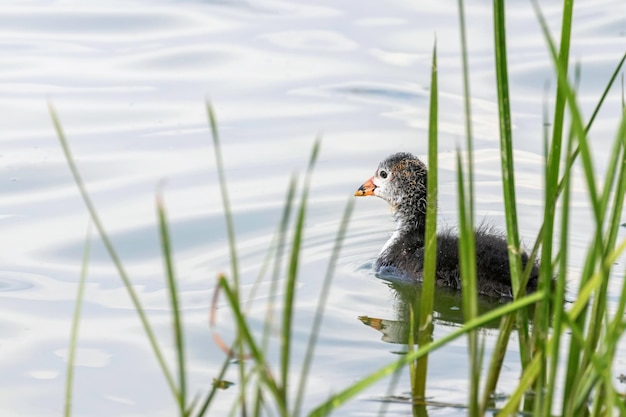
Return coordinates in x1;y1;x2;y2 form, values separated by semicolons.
393;205;426;241
378;214;426;263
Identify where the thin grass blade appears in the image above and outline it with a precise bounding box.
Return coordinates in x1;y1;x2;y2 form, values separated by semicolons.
293;197;354;416
217;276;286;415
206;102;240;289
482;4;533;409
281;139;320;406
498;353;543;416
263;175;297;353
49;103;177;397
63;223;92;417
456;2;480;414
156;189;187;414
205;102;253;415
308;292;544;417
413;39;438;400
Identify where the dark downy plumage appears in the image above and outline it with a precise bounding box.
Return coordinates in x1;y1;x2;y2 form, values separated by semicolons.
355;152;539;298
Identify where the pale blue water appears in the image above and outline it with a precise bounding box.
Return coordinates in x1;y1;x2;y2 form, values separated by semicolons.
0;0;625;416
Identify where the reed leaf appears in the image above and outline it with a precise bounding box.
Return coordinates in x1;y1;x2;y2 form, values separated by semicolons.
206;102;240;288
481;3;532;410
63;223;92;417
281;139;320;407
217;275;286;414
293;197;354;416
308;292;544;417
204;101;252;414
413;38;438;400
498;353;543;416
156;190;187;415
456;2;480;414
49;103;177;397
258;175;297;414
492;0;523;295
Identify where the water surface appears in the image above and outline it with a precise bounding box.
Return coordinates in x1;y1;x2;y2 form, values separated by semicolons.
1;0;625;415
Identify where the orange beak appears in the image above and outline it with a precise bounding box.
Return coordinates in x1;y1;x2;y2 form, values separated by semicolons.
354;176;376;196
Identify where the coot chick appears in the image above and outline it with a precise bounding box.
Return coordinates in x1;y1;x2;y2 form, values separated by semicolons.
354;152;539;298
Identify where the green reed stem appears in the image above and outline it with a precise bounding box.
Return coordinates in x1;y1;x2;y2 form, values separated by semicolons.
261;175;296;348
523;52;625;287
64;223;92;417
531;3;626;415
537;1;574;411
498;352;543;416
413;39;438;400
258;175;297;413
206;102;240;289
456;2;480;415
482;4;533;410
281;139;320;409
156;190;187;415
244;205;284;311
455;151;481;417
309;291;544;417
528;1;574;413
217;275;286;414
197;181;291;417
480;312;516;413
205;102;250;415
598;116;626;250
194;350;232;416
492;0;523;294
49;103;178;398
293;198;354;416
542;124;574;417
456;0;475;214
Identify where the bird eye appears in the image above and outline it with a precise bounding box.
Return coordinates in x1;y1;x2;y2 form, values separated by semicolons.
379;170;388;179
